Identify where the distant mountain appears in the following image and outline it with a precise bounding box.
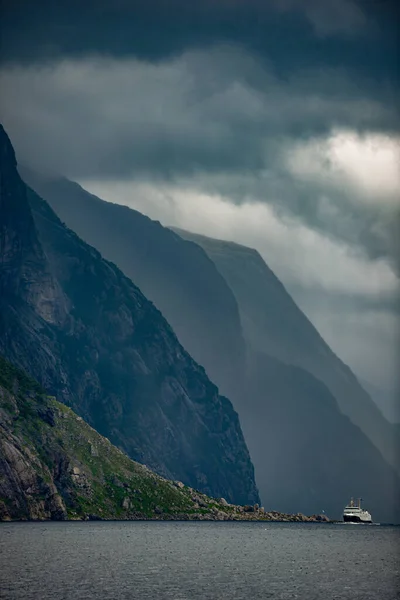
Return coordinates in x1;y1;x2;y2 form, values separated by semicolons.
172;229;399;478
360;379;400;425
171;230;400;522
19;167;245;400
242;351;399;522
0;124;259;505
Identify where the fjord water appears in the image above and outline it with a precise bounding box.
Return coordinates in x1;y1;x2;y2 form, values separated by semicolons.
1;522;399;599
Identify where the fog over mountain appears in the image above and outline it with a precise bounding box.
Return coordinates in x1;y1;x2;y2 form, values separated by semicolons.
1;1;398;421
171;228;399;471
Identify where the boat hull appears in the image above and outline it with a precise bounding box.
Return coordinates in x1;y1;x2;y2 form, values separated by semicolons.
343;515;372;523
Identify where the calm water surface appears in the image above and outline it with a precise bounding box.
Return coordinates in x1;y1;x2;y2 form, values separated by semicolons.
0;522;399;599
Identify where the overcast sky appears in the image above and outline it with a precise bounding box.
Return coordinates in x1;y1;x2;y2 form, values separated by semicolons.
1;0;399;419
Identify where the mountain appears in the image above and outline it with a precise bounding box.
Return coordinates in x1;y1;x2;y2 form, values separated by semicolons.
1;354;266;521
172;229;400;478
360;378;400;425
0;124;259;505
19;167;399;521
0;354;215;521
1;355;331;523
18;167;245;399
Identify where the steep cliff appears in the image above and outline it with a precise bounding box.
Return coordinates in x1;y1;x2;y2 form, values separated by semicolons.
172;229;399;478
2;355;328;523
19;168;246;399
0;125;259;505
167;229;400;522
1;355;263;521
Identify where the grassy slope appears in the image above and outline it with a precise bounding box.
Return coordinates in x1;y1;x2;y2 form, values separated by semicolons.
0;355;219;520
1;356;328;522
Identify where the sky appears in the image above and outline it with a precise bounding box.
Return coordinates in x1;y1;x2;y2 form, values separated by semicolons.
0;0;399;420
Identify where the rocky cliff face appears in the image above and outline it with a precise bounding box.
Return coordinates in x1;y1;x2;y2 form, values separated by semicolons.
19;168;246;399
2;355;326;523
0;360;68;521
0;125;259;505
0;355;255;521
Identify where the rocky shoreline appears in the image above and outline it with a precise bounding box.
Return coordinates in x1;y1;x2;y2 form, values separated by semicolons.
2;485;331;523
2;513;331;523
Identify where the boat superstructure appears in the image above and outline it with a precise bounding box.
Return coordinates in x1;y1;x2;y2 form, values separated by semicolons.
343;498;372;523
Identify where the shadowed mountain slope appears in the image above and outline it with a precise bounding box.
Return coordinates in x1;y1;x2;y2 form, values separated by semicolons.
240;350;399;522
0;355;331;524
172;228;399;478
19;168;245;399
0;125;259;505
0;355;268;522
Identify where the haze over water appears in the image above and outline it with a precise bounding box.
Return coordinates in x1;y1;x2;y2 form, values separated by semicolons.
1;522;399;599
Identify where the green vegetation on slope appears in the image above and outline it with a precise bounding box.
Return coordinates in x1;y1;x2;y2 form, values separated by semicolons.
0;355;213;520
0;356;330;523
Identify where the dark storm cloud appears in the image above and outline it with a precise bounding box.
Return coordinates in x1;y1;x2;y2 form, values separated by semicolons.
0;47;397;178
0;0;398;82
1;0;398;190
1;43;398;270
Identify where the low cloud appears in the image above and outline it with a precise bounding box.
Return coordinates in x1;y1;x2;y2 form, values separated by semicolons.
78;176;400;397
0;49;397;181
0;49;398;269
78;178;399;297
286;130;400;206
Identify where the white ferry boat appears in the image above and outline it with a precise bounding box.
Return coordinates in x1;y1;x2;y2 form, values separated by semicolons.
343;498;372;523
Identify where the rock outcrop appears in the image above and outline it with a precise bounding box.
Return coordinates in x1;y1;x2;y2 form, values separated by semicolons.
0;355;324;523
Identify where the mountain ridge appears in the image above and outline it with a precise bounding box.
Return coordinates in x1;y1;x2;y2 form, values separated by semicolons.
171;227;399;478
0;124;259;505
18;167;246;400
